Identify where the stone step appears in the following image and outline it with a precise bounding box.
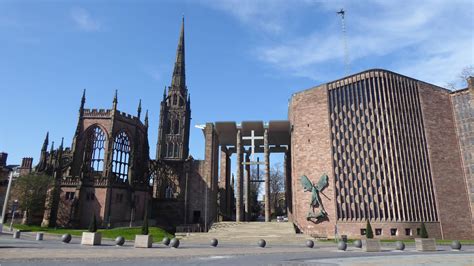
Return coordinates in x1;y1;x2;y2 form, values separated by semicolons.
179;222;310;244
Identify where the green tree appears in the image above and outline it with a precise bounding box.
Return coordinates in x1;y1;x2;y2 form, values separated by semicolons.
141;207;149;235
88;213;97;232
366;220;374;239
12;174;53;225
420;222;429;238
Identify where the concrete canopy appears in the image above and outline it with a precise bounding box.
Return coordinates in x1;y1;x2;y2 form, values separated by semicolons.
214;120;290;148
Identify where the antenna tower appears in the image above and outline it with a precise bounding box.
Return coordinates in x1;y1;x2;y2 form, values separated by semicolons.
337;8;349;75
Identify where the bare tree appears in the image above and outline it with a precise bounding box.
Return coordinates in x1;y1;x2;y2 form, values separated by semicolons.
446;65;473;90
249;166;262;220
270;163;285;217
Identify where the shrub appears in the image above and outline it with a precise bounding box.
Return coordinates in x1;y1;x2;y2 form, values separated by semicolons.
420;222;428;238
88;214;97;233
366;220;374;239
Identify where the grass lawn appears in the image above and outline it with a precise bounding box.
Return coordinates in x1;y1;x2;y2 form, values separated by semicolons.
11;224;174;242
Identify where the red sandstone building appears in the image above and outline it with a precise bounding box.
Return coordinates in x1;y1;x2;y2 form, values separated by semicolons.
288;70;474;240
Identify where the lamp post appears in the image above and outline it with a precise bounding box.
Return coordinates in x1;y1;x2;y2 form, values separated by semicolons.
1;171;14;225
9;199;18;231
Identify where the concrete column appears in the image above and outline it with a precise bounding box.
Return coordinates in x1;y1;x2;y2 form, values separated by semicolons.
236;129;243;222
245;152;251;221
226;155;231;217
219;147;227;215
284;150;292;219
219;146;231;217
264;129;270;222
203;123;219;230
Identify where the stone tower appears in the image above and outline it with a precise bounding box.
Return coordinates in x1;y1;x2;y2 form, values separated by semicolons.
156;17;191;161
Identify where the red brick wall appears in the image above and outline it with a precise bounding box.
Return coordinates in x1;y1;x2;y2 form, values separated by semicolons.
289;77;471;240
418;82;474;239
289;84;336;237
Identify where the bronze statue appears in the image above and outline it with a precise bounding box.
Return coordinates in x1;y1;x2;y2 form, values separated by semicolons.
301;174;329;221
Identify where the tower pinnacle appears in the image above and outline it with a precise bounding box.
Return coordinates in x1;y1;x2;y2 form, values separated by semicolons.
137;99;142;119
113;90;118;110
42;132;49;151
80;89;86;112
144;110;149;128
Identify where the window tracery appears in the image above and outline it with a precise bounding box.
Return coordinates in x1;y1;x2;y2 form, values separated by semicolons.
112;131;131;182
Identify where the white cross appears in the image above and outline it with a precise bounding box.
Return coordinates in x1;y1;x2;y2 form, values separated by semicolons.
242;130;263;162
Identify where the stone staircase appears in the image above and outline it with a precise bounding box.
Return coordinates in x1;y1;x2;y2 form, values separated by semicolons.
177;222;313;244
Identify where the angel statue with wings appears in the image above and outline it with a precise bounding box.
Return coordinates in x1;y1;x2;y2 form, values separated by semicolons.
300;174;329;221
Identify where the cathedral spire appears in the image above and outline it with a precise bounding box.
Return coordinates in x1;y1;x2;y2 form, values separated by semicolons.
42;132;49;152
170;17;186;91
137;99;142;119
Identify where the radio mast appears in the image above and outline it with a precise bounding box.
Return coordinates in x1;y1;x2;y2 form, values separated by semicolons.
337;8;349;76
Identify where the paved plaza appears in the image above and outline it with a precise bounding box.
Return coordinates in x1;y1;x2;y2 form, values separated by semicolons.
0;232;473;265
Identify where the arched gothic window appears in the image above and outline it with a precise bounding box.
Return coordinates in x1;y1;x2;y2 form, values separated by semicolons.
174;119;180;134
166;121;171;134
112;131;131;182
165;185;173;199
167;142;173;157
174;143;179;158
179;97;184;106
86;126;106;173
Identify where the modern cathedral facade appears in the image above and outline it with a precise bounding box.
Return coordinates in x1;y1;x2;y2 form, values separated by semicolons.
289;70;474;240
18;19;472;240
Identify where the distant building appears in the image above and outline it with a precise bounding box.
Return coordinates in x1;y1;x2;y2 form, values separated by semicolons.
0;153;33;221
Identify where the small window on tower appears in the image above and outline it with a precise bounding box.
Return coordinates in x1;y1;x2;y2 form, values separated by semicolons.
179;97;184;106
173;95;177;105
65;192;75;201
166;121;172;134
167;142;173;157
174;120;180;134
174;143;179;157
165;186;173;199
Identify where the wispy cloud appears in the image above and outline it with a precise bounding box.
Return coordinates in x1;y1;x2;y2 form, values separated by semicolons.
201;0;473;87
199;0;317;34
71;7;101;32
143;64;169;82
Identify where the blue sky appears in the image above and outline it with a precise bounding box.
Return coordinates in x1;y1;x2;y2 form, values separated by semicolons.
0;0;472;165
